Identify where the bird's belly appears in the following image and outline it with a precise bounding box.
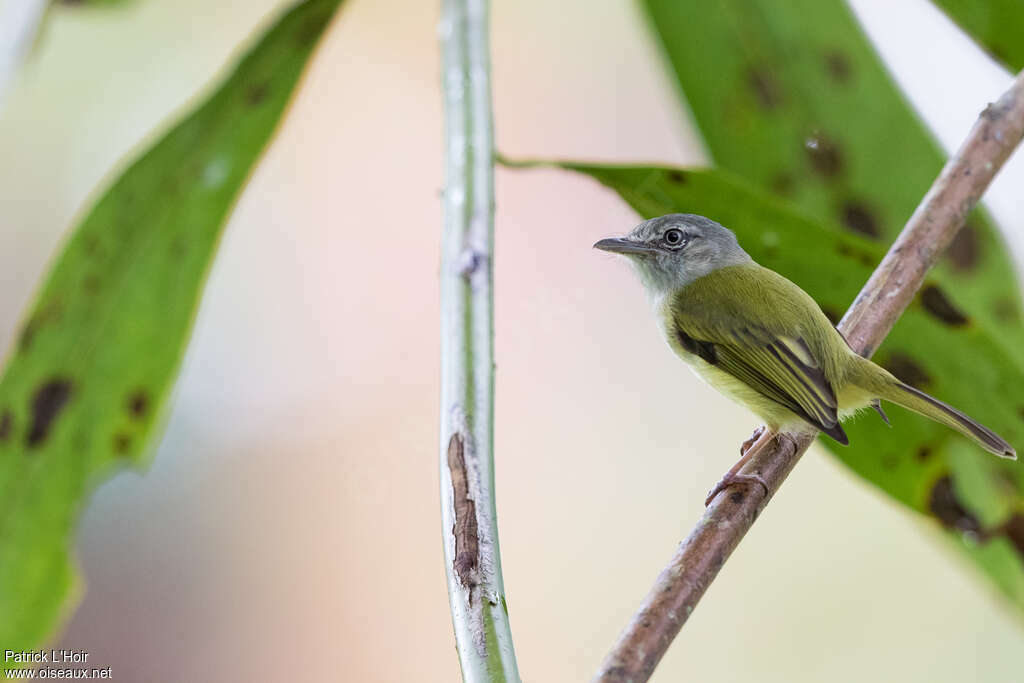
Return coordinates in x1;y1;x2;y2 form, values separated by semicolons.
676;351;799;429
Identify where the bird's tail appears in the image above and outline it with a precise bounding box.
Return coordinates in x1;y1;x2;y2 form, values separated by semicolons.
850;355;1016;459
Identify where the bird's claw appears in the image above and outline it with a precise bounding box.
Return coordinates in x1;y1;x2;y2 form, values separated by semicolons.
740;426;766;455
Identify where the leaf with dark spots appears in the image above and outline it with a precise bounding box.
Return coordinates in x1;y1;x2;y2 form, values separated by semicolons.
666;170;687;184
840;201;881;238
916;446;933;462
26;380;73;449
881;352;932;389
639;0;1023;349
929;476;985;537
746;67;782;110
824;50;852;83
0;0;344;655
803;132;843;177
946;223;981;271
126;390;150;419
0;411;12;442
920;285;970;327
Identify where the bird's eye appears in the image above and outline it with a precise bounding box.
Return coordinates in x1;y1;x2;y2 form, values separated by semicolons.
663;229;686;247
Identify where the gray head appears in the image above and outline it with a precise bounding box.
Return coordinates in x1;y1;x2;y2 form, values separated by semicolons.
594;214;751;296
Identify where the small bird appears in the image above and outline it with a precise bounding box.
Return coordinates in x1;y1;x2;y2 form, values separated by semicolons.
595;214;1015;503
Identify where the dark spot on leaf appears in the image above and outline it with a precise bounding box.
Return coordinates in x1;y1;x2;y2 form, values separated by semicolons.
928;475;984;536
804;132;843;177
770;172;796;197
840;201;881;238
297;15;327;44
26;379;73;448
1001;514;1024;557
824;51;852;83
17;302;62;352
1018;406;1024;422
113;432;132;454
19;318;40;352
0;410;12;441
946;223;980;271
920;285;969;326
747;68;782;109
821;307;841;325
82;275;100;294
666;170;686;184
881;453;899;470
992;297;1019;323
916;445;933;461
82;236;100;257
837;242;876;268
127;390;150;419
447;433;479;590
245;82;270;106
882;352;932;389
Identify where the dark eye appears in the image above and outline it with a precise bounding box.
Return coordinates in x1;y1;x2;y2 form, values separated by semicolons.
663;229;686;247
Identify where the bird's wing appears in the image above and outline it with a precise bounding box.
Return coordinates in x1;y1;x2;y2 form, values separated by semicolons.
671;297;846;444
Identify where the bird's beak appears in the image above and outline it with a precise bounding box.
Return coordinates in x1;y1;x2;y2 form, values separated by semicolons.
593;237;657;256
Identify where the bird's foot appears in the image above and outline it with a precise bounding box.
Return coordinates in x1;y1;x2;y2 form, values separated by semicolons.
740;426;766;455
705;472;769;507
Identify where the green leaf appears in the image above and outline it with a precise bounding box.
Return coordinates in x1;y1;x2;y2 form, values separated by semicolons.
0;0;343;656
641;0;1024;351
54;0;135;6
555;161;1024;610
932;0;1024;72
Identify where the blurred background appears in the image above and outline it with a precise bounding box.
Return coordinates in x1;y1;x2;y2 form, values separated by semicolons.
2;0;1024;680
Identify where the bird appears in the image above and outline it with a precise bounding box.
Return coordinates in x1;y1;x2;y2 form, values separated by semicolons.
594;213;1016;504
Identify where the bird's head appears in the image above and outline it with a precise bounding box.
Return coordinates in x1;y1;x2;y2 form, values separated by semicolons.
594;214;751;296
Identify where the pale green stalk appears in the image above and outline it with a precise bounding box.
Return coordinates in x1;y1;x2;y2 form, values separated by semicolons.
438;0;520;680
0;0;49;109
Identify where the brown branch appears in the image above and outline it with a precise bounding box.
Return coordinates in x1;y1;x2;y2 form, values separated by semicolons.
594;69;1024;683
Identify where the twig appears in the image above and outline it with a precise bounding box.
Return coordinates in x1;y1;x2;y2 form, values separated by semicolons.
594;69;1024;683
438;0;521;680
0;0;49;110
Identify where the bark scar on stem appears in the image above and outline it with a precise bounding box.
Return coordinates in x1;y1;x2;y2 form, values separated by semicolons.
447;432;480;595
458;248;488;280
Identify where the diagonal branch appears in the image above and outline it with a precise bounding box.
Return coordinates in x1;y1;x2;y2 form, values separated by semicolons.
438;0;521;680
595;68;1024;683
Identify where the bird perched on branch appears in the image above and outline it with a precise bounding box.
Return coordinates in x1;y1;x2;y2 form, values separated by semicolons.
595;213;1015;504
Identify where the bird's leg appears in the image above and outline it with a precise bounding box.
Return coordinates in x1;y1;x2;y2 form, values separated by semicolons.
705;427;774;506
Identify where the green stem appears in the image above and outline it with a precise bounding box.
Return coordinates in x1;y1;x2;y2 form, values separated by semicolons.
0;0;49;109
439;0;520;680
